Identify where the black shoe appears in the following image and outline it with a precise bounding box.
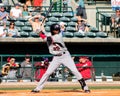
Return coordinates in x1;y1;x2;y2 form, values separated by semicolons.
31;89;40;93
0;78;2;83
84;90;90;93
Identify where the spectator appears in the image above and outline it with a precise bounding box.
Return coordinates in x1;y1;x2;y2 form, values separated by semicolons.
22;4;32;19
0;6;9;23
111;0;120;11
59;22;66;34
1;56;20;79
33;0;43;11
75;0;87;19
0;22;7;38
75;56;95;82
28;15;45;33
75;18;89;34
34;58;49;82
6;0;20;6
25;0;33;12
7;21;20;37
20;55;32;80
111;8;120;28
10;3;22;19
63;0;68;12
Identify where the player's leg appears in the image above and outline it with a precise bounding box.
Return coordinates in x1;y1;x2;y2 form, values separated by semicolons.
62;53;90;93
0;72;3;83
31;57;61;92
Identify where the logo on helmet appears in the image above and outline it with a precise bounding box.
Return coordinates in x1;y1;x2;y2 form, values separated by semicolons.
50;24;60;35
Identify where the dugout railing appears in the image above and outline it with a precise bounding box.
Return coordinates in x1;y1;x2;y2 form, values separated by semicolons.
96;7;114;32
0;54;120;82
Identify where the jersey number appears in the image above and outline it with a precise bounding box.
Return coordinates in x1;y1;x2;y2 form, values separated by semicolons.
53;45;60;51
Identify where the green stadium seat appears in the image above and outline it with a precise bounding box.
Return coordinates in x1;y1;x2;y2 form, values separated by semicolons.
60;17;70;22
48;13;52;17
21;26;33;32
90;26;99;32
45;26;50;32
15;21;24;27
20;32;29;37
66;26;76;32
6;21;10;26
51;13;63;18
31;12;38;16
24;21;32;27
16;27;21;32
16;17;27;22
74;32;85;38
96;31;108;38
30;32;39;38
63;12;73;18
49;17;59;22
71;17;78;22
85;32;96;38
63;32;74;38
68;22;76;27
8;17;17;21
46;21;57;26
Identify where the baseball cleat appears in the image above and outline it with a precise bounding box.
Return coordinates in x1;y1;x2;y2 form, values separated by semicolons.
0;78;2;83
31;89;40;93
84;90;90;93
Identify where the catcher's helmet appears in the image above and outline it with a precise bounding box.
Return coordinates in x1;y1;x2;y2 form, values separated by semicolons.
50;23;60;35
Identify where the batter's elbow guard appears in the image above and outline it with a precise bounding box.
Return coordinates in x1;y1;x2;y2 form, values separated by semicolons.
18;64;21;68
47;36;53;46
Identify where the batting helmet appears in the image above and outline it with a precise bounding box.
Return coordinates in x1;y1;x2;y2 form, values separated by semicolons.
50;23;60;35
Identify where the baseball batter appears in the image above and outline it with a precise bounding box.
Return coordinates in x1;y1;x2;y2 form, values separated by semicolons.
31;24;90;93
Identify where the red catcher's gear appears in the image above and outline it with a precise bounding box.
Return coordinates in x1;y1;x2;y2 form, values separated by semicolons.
76;60;92;80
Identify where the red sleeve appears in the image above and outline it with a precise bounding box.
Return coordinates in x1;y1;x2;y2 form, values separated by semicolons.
87;61;92;67
39;32;46;39
76;63;83;71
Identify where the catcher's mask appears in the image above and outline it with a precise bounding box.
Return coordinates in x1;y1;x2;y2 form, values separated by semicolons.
50;23;60;35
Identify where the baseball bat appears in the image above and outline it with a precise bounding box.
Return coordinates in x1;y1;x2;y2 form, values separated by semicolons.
41;0;57;24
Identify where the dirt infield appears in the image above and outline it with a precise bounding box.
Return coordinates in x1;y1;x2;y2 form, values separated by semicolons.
0;82;120;96
0;90;120;96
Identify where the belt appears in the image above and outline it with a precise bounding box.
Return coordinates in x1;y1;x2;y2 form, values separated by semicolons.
54;52;66;56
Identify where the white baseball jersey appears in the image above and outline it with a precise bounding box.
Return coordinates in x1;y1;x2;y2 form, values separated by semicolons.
47;32;67;55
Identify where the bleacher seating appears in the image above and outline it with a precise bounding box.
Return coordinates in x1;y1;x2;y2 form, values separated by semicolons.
60;17;71;22
49;17;59;22
85;32;96;38
29;32;40;38
68;22;76;27
96;31;108;38
15;21;25;27
66;26;76;32
51;13;63;18
63;32;74;38
2;5;112;38
45;26;50;32
20;31;29;37
21;26;33;32
74;32;85;38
